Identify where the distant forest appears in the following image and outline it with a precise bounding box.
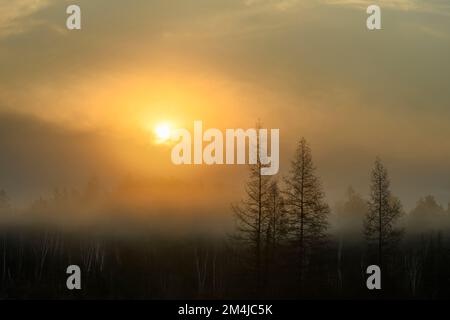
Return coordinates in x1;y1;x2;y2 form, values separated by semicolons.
1;137;450;299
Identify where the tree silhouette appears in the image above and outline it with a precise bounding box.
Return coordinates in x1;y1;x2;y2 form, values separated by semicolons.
335;186;367;240
232;130;272;290
284;138;329;290
364;158;403;268
263;180;288;287
409;195;446;232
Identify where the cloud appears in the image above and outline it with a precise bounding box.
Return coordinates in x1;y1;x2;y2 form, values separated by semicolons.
0;111;121;201
244;0;301;11
322;0;450;15
0;0;52;37
418;24;449;39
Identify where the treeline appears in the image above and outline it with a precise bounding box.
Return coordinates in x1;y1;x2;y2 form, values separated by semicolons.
1;137;450;298
232;137;450;297
0;177;103;218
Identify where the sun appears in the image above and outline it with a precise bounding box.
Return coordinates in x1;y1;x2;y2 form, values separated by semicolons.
154;122;172;143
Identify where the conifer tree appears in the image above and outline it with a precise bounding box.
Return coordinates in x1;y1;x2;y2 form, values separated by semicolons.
364;158;403;268
284;138;329;288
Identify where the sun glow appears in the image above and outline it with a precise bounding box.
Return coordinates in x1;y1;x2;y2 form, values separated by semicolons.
154;122;172;143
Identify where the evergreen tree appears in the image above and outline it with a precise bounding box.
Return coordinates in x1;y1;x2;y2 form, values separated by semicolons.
232;128;272;290
364;158;403;268
409;195;446;232
263;180;288;286
284;138;329;289
336;186;367;240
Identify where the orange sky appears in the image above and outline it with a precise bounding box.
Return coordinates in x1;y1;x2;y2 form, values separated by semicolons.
1;0;450;213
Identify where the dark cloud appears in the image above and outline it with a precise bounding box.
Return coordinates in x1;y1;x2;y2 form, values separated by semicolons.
0;111;118;202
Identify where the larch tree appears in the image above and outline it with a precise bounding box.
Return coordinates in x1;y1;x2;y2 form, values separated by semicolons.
284;138;329;288
336;186;368;240
263;180;288;285
364;158;403;268
232;127;272;289
232;123;288;290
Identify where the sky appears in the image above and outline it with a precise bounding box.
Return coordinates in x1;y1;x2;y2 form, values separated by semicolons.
1;0;450;214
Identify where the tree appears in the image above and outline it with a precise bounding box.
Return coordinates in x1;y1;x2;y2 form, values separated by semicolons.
232;121;289;291
265;181;288;253
335;186;367;240
364;158;403;268
232;129;272;290
334;187;367;290
284;138;329;289
409;195;446;232
263;180;288;286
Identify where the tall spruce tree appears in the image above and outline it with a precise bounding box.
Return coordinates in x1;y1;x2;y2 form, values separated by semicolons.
232;123;272;289
232;158;270;289
263;180;288;286
232;122;288;291
284;138;329;289
364;158;403;268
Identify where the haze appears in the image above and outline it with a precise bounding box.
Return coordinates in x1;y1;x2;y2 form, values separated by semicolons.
1;0;450;228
